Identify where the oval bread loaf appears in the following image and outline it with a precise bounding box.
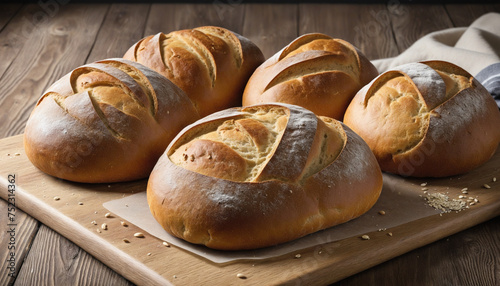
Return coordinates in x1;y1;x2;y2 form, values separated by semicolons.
124;26;265;117
242;33;379;120
24;58;200;183
147;103;383;250
344;60;500;177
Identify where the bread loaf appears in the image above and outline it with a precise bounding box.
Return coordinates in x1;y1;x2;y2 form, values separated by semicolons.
242;33;379;120
147;103;383;250
123;26;265;117
24;58;200;183
344;60;500;177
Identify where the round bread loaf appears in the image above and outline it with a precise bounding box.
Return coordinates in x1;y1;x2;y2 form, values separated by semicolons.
242;33;379;120
24;58;200;183
123;26;265;117
147;103;383;250
344;60;500;177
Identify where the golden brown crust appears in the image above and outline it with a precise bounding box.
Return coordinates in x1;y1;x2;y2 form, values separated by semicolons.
242;33;379;120
123;26;265;117
147;103;383;250
24;58;200;183
344;60;500;177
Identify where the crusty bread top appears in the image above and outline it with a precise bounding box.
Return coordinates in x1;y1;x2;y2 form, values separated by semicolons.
124;26;265;117
168;104;345;183
24;58;199;183
344;60;500;177
147;103;382;250
242;33;379;120
356;61;473;158
260;34;368;92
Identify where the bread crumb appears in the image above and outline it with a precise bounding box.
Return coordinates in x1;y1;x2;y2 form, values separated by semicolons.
163;241;170;247
378;210;386;215
361;235;370;240
134;232;145;238
105;212;113;218
387;232;393;237
483;184;491;189
294;253;301;259
123;238;130;243
421;182;428;187
121;221;128;227
53;196;60;201
78;202;84;205
101;223;108;230
461;188;468;194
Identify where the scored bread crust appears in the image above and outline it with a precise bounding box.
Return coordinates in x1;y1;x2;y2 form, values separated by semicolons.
123;26;265;117
344;60;500;177
147;103;383;250
24;58;200;183
242;33;379;120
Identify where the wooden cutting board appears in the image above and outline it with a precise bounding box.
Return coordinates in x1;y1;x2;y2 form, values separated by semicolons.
1;134;499;285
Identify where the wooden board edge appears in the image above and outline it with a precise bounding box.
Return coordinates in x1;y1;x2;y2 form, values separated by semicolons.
271;199;500;285
0;177;172;286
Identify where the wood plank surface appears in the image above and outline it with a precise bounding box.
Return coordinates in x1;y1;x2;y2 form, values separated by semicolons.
299;4;399;60
390;4;454;53
1;134;499;285
86;3;151;63
0;4;109;139
0;4;52;85
0;3;499;285
335;216;500;285
145;3;246;38
0;199;39;286
0;3;22;31
445;4;500;27
242;3;298;59
14;225;133;286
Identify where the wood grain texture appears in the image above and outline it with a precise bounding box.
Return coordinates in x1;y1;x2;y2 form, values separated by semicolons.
14;225;133;286
445;4;500;27
145;3;245;37
0;4;49;81
0;199;39;286
242;3;298;59
390;4;454;53
334;216;500;286
0;3;21;31
299;3;399;60
0;4;109;139
86;3;151;63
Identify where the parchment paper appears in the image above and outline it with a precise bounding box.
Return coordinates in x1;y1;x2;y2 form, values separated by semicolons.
103;174;441;264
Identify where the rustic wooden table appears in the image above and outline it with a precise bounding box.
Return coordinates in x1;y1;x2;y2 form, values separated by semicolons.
0;2;499;285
